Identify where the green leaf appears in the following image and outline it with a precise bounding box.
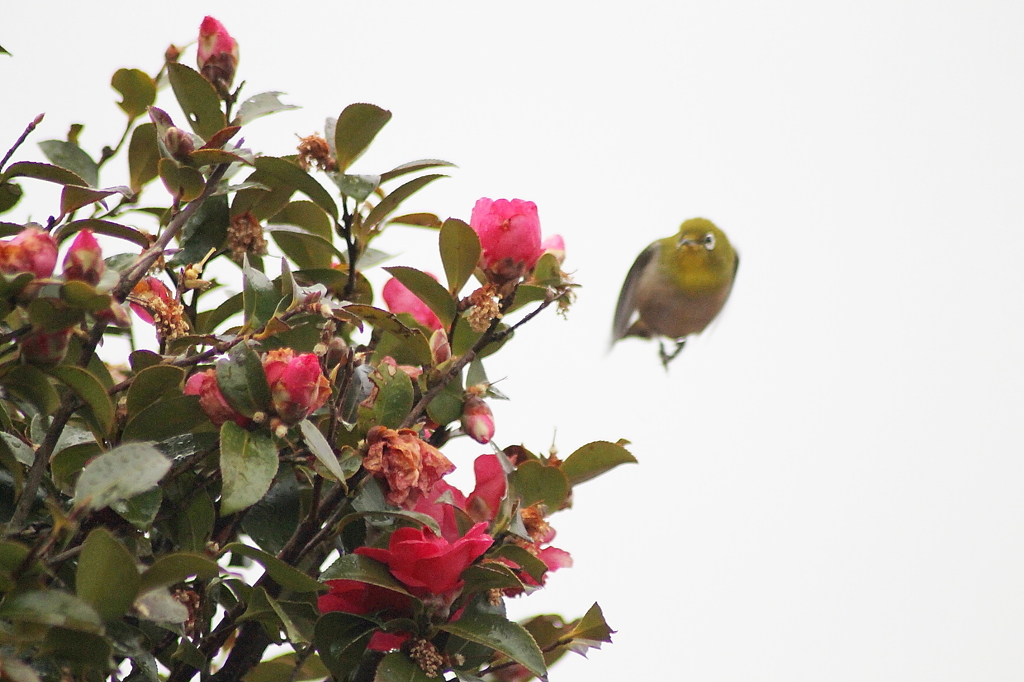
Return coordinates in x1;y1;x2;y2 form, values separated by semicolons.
509;460;569;510
168;487;215;552
492;544;548;583
27;295;85;332
242;254;284;328
439;218;481;295
220;542;325;592
50;441;101;494
167;62;227;141
44;626;113;669
439;613;546;679
312;611;378;680
0;363;59;415
0;160;86;186
379;159;456;184
374;652;435;681
112;67;157;120
425;371;465;426
244;652;330;682
195;290;243;334
54;218;151;249
138;553;221;594
253;156;337;220
507;284;549;313
169;193;229;268
369;363;415;430
268;225;344;270
60;184;132;216
122;394;207;442
126;365;185;421
389;212;442;229
111;486;163;530
0;180;22;213
460;563;526;593
383;266;457;328
159;158;205;202
219;422;278;515
233;91;300;126
128;122;161;193
562;603;615;653
320;554;411;595
45;365;114;435
299;419;347;482
559;441;637;486
363;174;446;233
333;103;392;172
0;590;103;633
327;172;379;201
241;469;301;555
38;140;99;187
344;305;431;365
76;527;141;620
73;442;171;511
216;341;271;418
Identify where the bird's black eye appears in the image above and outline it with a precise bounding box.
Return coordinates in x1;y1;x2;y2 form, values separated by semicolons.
703;233;716;250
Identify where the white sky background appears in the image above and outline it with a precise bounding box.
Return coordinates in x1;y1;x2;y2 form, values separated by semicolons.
4;1;1024;680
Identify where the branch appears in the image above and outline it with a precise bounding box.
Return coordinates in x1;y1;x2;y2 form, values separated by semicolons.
0;113;44;172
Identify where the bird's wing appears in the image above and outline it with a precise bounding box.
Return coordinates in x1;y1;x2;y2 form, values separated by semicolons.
611;241;658;344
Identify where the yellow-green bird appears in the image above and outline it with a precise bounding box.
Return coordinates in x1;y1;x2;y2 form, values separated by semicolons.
612;218;738;366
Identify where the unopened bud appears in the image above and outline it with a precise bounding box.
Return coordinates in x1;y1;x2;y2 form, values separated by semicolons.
0;225;58;279
429;328;451;365
540;234;566;265
163;126;195;161
197;16;239;99
62;229;104;285
461;396;495;444
20;328;72;365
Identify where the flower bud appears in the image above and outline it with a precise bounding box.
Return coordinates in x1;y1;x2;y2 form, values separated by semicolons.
163;126;195;161
20;328;72;365
197;16;239;99
185;369;250;427
470;198;543;281
429;328;451;365
461;396;495;444
0;226;58;279
263;349;331;425
540;234;566;265
382;275;442;331
62;229;105;286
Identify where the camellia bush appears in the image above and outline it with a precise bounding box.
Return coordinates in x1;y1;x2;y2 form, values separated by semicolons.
0;16;636;682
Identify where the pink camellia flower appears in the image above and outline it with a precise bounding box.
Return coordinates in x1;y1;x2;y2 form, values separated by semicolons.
460;396;494;444
382;276;442;331
356;522;493;597
62;229;105;286
130;277;172;324
540;234;566;265
262;349;331;425
184;369;250;427
0;226;58;279
197;16;239;98
470;198;543;279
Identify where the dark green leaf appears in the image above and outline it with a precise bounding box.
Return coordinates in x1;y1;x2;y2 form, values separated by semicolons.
0;363;59;414
374;652;435;682
0;590;103;632
320;554;411;595
168;487;215;552
44;627;113;668
0;160;86;186
54;218;151;249
112;68;157;120
492;544;549;583
242;253;284;328
167;62;227;141
439;218;481;295
219;421;278;515
344;305;431;365
244;652;330;682
45;365;114;434
122;394;208;442
268;225;343;270
111;486;163;529
460;563;525;593
333;103;392;172
0;180;22;213
187;148;250;167
138;553;221;594
241;469;301;555
327;172;379;201
439;613;546;679
507;284;549;313
216;341;271;417
313;611;378;680
509;460;568;510
159;158;205;202
220;542;325;592
195;290;243;333
389;212;442;229
126;365;185;421
253;156;337;220
364;174;446;232
60;184;132;215
562;603;615;653
73;442;170;511
50;441;101;494
233;91;300;126
128;123;161;193
559;441;637;486
383;266;456;328
38;140;99;187
369;363;415;430
170;193;229;269
76;527;141;620
425;371;465;426
27;295;85;331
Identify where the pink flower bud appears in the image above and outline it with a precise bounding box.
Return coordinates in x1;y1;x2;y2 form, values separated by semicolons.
469;198;543;279
382;275;442;331
461;396;495;444
197;16;239;98
20;328;72;365
163;126;195;161
62;229;104;286
263;349;331;425
185;369;250;427
429;328;451;365
0;226;58;279
540;234;566;265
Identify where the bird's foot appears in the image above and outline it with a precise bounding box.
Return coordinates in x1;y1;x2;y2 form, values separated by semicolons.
658;338;686;369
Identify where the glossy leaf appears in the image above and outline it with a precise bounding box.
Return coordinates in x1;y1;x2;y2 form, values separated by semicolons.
559;441;637;486
333;103;392;172
253;156;337;220
73;442;170;511
439;218;481;295
233;91;300;126
313;611;379;681
122;395;207;442
111;486;163;529
76;527;141;620
45;365;114;434
159;158;205;202
0;160;87;186
39;140;99;187
369;363;414;430
126;365;185;420
128;122;161;193
169;487;215;552
439;613;546;679
112;67;157;120
0;590;103;633
328;172;379;201
60;184;132;216
299;419;347;481
242;254;283;328
320;554;411;595
138;553;221;594
219;542;325;593
509;460;569;510
219;421;278;515
195;291;243;334
492;544;548;583
167;62;227;141
241;469;301;555
460;563;526;593
169;193;229;268
374;652;435;682
363;174;446;233
268;225;343;270
216;341;271;418
384;265;457;328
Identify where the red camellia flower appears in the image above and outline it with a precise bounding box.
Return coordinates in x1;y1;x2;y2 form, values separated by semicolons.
262;349;331;425
197;16;239;97
184;370;250;427
317;580;413;652
413;454;507;539
356;522;493;597
470;198;543;277
0;226;58;279
62;229;105;286
382;275;442;331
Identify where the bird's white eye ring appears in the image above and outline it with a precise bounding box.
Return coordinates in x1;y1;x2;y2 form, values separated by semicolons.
703;233;716;250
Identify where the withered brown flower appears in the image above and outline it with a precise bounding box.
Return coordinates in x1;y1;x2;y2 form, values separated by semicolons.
363;426;455;507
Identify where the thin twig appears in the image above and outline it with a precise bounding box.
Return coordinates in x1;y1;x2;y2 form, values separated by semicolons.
0;113;44;172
